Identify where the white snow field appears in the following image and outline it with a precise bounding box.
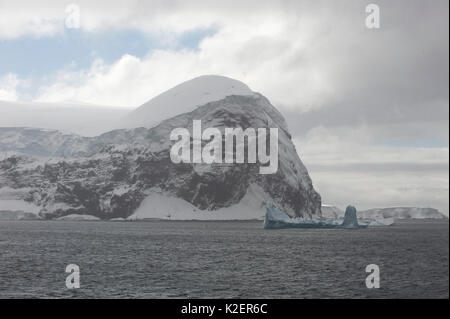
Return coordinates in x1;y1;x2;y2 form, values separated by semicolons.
128;184;270;220
121;75;254;129
55;214;100;221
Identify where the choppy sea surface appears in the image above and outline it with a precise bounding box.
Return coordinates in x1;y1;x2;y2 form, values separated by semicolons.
0;219;448;299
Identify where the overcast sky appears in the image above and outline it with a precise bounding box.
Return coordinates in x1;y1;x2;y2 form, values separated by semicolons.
0;0;448;214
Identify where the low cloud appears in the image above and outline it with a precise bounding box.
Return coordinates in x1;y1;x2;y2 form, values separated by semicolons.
1;0;448;213
296;125;449;215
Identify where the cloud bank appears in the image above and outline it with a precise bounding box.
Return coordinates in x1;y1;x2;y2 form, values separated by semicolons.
0;0;448;213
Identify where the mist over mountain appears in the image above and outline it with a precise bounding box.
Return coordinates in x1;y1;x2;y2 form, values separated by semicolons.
0;100;132;136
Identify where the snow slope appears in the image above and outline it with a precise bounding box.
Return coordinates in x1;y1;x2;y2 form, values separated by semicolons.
128;184;269;220
122;75;254;129
55;214;100;221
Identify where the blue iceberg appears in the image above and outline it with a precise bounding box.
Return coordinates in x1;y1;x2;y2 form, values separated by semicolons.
263;204;368;229
341;205;361;228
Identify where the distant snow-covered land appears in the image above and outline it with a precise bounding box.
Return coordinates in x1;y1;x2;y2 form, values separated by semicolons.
321;205;447;220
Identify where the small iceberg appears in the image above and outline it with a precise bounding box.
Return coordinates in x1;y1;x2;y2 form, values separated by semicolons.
366;217;395;227
263;204;367;229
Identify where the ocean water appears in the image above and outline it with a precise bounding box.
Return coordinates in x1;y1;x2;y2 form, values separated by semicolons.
0;219;448;299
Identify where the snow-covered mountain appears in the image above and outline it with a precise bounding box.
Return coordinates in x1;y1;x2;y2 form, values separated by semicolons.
0;75;322;220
